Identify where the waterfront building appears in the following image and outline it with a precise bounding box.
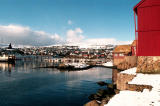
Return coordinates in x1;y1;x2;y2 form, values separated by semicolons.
134;0;160;56
113;45;131;65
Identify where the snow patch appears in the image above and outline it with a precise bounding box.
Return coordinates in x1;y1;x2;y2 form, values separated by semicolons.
103;62;113;67
105;68;160;106
120;67;137;75
105;89;159;106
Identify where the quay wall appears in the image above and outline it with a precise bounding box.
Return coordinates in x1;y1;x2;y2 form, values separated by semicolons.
115;56;137;70
137;56;160;73
116;73;136;90
112;69;121;84
116;73;152;91
113;58;124;66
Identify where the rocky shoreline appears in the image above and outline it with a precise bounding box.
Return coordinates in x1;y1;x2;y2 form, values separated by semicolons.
84;81;119;106
84;67;155;106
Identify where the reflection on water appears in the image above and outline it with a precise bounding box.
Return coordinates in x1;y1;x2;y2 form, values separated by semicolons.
0;62;14;71
0;62;15;77
0;58;112;106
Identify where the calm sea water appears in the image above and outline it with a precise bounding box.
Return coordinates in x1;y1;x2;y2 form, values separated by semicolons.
0;58;112;106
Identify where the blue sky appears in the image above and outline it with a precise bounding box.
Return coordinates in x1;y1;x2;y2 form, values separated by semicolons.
0;0;140;46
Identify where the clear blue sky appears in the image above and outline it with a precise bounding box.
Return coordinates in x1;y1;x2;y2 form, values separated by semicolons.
0;0;140;43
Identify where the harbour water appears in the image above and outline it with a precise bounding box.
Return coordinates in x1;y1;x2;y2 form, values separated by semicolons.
0;58;112;106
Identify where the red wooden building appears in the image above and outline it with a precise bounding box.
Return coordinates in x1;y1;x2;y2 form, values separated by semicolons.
131;40;136;56
134;0;160;56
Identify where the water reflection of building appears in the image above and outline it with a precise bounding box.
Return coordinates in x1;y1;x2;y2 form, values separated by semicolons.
0;62;15;72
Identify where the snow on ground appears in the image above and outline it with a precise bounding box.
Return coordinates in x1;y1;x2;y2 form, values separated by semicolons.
105;67;160;106
103;62;113;67
120;67;137;75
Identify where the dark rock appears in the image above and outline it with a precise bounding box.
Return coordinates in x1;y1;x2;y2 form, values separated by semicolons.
88;83;118;106
107;88;115;95
88;94;95;100
84;100;100;106
107;83;116;89
100;100;107;106
97;81;107;86
96;89;108;97
88;94;100;100
114;89;120;94
102;97;110;103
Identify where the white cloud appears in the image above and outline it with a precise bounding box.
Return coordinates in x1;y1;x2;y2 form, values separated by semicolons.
51;33;64;44
68;20;73;25
0;24;63;46
75;28;83;33
66;28;85;44
65;28;132;47
0;24;30;35
0;24;132;47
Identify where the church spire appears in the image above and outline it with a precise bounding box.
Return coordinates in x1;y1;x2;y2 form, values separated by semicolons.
8;43;12;49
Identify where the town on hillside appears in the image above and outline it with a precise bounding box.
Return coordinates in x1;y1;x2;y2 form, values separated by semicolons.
0;43;115;69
